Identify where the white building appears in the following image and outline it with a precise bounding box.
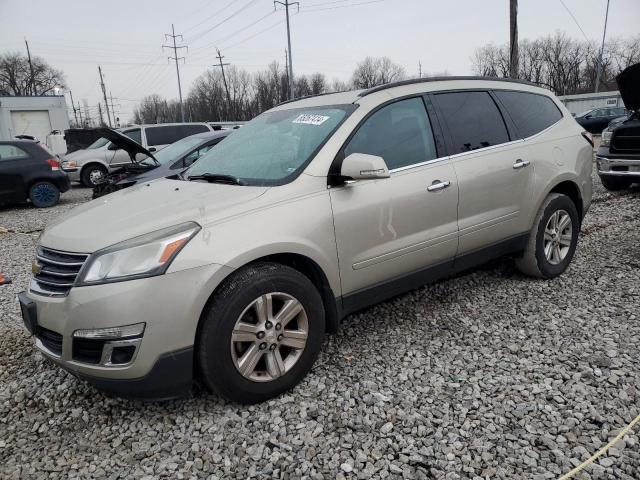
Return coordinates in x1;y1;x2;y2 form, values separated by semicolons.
558;91;624;115
0;95;70;142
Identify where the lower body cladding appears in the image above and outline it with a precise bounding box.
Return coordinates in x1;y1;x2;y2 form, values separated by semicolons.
20;263;232;400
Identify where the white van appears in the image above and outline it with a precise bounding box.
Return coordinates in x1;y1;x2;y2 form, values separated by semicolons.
61;123;213;186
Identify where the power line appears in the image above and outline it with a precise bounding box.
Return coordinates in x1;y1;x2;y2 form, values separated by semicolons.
274;0;299;100
300;0;387;13
558;0;590;42
180;0;236;34
222;19;285;51
188;0;260;45
163;24;188;122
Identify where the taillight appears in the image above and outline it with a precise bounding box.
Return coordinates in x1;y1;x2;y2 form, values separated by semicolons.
581;131;594;148
46;158;60;171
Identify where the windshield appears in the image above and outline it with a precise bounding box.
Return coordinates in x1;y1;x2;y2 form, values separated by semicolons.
87;137;110;149
185;105;353;185
147;135;206;165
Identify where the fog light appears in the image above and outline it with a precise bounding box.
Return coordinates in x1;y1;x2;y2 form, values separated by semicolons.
597;158;610;172
110;345;137;364
73;323;145;340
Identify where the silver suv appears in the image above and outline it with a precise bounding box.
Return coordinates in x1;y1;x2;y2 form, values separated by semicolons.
19;78;593;403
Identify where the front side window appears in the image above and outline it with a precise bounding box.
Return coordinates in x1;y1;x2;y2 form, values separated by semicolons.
344;97;437;170
122;128;142;145
87;137;110;149
434;91;509;153
0;144;29;161
495;91;563;138
186;106;351;185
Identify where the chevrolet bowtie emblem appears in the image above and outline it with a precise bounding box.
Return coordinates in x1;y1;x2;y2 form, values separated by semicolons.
32;261;43;275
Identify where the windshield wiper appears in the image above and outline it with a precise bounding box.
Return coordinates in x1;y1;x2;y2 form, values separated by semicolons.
187;173;246;185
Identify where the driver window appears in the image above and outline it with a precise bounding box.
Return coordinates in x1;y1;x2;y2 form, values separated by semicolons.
344;97;437;170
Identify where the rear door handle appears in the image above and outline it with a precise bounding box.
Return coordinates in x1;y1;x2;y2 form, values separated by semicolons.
427;180;451;192
513;159;530;169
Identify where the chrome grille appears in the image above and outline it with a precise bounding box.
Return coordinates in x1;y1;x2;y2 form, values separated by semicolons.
31;246;89;297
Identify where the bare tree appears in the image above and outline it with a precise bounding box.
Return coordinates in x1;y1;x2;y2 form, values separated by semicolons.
351;56;406;89
0;52;66;95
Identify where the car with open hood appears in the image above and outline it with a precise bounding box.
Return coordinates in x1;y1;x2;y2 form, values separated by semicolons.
596;63;640;191
61;123;214;187
92;130;231;198
19;77;592;403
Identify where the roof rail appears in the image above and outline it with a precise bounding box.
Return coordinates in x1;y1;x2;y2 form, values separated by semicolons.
357;76;539;98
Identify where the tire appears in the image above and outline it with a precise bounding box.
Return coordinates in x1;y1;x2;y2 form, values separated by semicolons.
516;193;580;279
599;175;633;191
81;164;107;187
29;181;60;208
198;262;325;404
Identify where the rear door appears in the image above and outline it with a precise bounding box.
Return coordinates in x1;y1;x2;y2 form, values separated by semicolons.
432;90;533;254
0;144;36;203
330;96;459;302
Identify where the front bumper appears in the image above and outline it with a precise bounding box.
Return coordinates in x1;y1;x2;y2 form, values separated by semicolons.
596;155;640;178
22;262;233;398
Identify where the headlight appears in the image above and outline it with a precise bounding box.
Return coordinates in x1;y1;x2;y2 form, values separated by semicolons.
62;160;77;168
76;222;200;286
601;129;613;147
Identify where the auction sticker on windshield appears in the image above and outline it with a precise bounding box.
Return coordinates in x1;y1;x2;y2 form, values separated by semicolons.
293;114;330;125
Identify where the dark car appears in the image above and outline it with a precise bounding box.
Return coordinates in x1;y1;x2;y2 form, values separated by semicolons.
575;106;628;134
92;130;230;198
596;62;640;191
0;140;70;208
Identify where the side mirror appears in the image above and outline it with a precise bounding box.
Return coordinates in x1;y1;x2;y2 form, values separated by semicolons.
585;114;593;119
107;142;119;151
340;153;390;182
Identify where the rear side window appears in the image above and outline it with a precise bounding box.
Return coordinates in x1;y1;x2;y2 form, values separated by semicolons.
0;145;29;161
434;91;509;153
495;91;563;138
344;97;438;170
122;129;142;145
146;125;210;146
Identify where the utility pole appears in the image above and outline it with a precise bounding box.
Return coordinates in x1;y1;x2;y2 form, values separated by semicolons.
110;91;118;127
594;0;611;93
284;49;289;100
69;90;79;126
213;49;232;119
24;38;36;95
418;61;422;78
98;66;113;127
98;103;105;127
163;24;187;122
77;101;83;127
509;0;519;79
274;0;299;100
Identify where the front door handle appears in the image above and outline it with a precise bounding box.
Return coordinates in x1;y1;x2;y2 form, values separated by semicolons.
513;159;530;169
427;180;451;192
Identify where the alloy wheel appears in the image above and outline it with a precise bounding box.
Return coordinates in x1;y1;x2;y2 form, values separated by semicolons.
543;209;572;265
230;292;309;382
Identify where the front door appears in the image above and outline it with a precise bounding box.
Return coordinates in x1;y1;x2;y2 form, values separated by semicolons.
329;97;459;305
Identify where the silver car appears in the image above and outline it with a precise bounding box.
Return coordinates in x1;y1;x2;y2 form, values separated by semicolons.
19;77;593;403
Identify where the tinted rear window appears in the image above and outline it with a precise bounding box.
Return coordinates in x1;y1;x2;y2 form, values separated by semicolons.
434;91;509;153
0;144;30;161
145;124;209;146
495;91;562;138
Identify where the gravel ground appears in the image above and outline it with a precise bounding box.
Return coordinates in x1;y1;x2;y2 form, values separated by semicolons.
1;177;640;479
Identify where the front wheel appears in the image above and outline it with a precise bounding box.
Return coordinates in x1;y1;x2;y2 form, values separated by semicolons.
516;193;580;279
198;262;325;404
29;181;60;208
599;175;633;191
81;164;107;187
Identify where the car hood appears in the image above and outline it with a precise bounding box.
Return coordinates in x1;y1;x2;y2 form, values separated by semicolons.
92;127;156;163
41;179;268;253
617;62;640;112
121;163;173;184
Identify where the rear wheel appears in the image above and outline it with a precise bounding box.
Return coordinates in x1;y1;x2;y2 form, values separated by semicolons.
599;175;633;191
516;193;580;279
81;164;107;187
29;181;60;208
198;262;325;404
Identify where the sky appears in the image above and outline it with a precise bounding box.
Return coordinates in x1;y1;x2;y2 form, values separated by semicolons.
1;0;638;123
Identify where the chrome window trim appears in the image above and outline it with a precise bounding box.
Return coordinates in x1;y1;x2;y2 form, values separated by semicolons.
389;156;449;174
447;139;525;161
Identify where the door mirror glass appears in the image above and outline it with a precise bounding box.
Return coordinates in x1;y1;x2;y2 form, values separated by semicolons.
340;153;390;181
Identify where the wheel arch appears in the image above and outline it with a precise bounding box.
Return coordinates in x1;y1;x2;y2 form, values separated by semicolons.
531;176;584;230
79;160;109;179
